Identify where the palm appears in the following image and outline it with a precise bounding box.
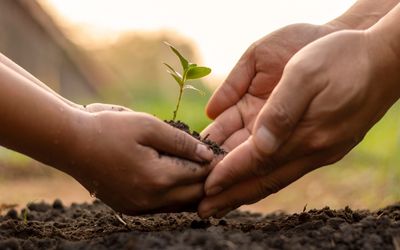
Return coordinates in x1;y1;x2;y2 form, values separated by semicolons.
203;23;334;151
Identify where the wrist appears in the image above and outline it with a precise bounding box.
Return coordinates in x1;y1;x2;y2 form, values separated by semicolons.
364;27;400;101
328;14;377;31
56;107;93;176
367;4;400;69
327;0;400;30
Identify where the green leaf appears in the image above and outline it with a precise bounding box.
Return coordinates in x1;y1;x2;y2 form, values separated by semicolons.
186;66;211;80
183;84;205;95
163;63;182;78
167;71;183;86
164;41;189;71
163;62;183;86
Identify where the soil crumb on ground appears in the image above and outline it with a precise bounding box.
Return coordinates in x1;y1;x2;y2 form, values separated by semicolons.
1;200;399;249
166;120;226;155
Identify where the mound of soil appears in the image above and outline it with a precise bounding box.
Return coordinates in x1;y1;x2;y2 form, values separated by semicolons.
1;200;400;249
166;120;226;155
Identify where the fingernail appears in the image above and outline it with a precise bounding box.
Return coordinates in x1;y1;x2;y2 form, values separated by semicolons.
201;208;218;219
196;144;214;162
254;126;279;154
206;186;223;196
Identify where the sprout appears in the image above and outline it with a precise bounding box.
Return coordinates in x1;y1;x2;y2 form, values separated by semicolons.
163;42;211;120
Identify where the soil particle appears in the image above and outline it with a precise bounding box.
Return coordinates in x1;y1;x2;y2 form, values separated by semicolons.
6;209;18;220
1;200;400;249
190;219;211;229
166;120;226;155
52;199;64;210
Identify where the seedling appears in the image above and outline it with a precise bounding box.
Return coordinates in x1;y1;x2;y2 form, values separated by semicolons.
163;42;211;120
22;207;29;224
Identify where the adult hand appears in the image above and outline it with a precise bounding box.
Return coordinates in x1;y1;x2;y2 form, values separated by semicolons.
203;23;339;151
199;29;400;218
64;108;215;215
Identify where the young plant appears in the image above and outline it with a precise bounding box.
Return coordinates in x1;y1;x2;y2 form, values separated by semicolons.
163;42;211;120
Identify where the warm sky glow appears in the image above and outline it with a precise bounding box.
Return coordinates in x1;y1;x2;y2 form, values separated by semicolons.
42;0;356;79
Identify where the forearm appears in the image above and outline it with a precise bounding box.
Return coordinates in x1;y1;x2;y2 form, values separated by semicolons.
0;62;83;169
327;0;400;30
0;53;84;110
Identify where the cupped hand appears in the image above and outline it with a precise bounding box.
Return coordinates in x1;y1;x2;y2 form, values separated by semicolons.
199;29;400;218
203;23;338;151
64;106;215;215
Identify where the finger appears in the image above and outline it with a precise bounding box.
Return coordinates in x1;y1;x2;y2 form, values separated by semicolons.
153;153;213;185
201;105;243;145
204;137;266;196
222;128;251;152
162;183;204;207
141;115;214;163
203;125;344;198
214;206;239;219
140;184;204;214
85;103;133;113
199;145;349;218
252;65;324;156
206;49;255;119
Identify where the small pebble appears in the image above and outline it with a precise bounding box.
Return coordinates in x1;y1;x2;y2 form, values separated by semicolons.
53;199;64;210
6;209;18;220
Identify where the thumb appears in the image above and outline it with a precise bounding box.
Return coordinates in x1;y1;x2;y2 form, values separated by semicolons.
252;66;322;155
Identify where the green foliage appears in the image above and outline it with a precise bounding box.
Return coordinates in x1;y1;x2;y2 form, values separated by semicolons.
129;84;212;131
22;207;28;224
163;42;211;120
21;200;39;224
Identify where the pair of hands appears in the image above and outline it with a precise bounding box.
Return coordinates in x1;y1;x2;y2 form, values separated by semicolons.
71;21;400;217
198;23;400;218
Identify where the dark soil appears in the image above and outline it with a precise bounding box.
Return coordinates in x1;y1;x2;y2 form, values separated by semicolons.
1;200;400;249
166;120;226;155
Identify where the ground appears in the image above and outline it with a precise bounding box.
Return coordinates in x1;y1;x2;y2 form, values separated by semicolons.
0;200;399;249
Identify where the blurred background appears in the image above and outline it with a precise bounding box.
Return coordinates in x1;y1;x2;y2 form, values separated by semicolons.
0;0;399;214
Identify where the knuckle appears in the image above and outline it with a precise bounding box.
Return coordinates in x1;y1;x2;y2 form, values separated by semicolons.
284;57;303;76
306;132;333;152
173;130;195;154
223;79;242;103
150;175;172;189
138;115;158;137
267;103;295;133
284;57;322;91
247;41;259;55
252;42;264;58
286;55;315;77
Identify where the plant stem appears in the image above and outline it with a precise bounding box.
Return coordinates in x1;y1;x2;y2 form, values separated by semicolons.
173;87;183;120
